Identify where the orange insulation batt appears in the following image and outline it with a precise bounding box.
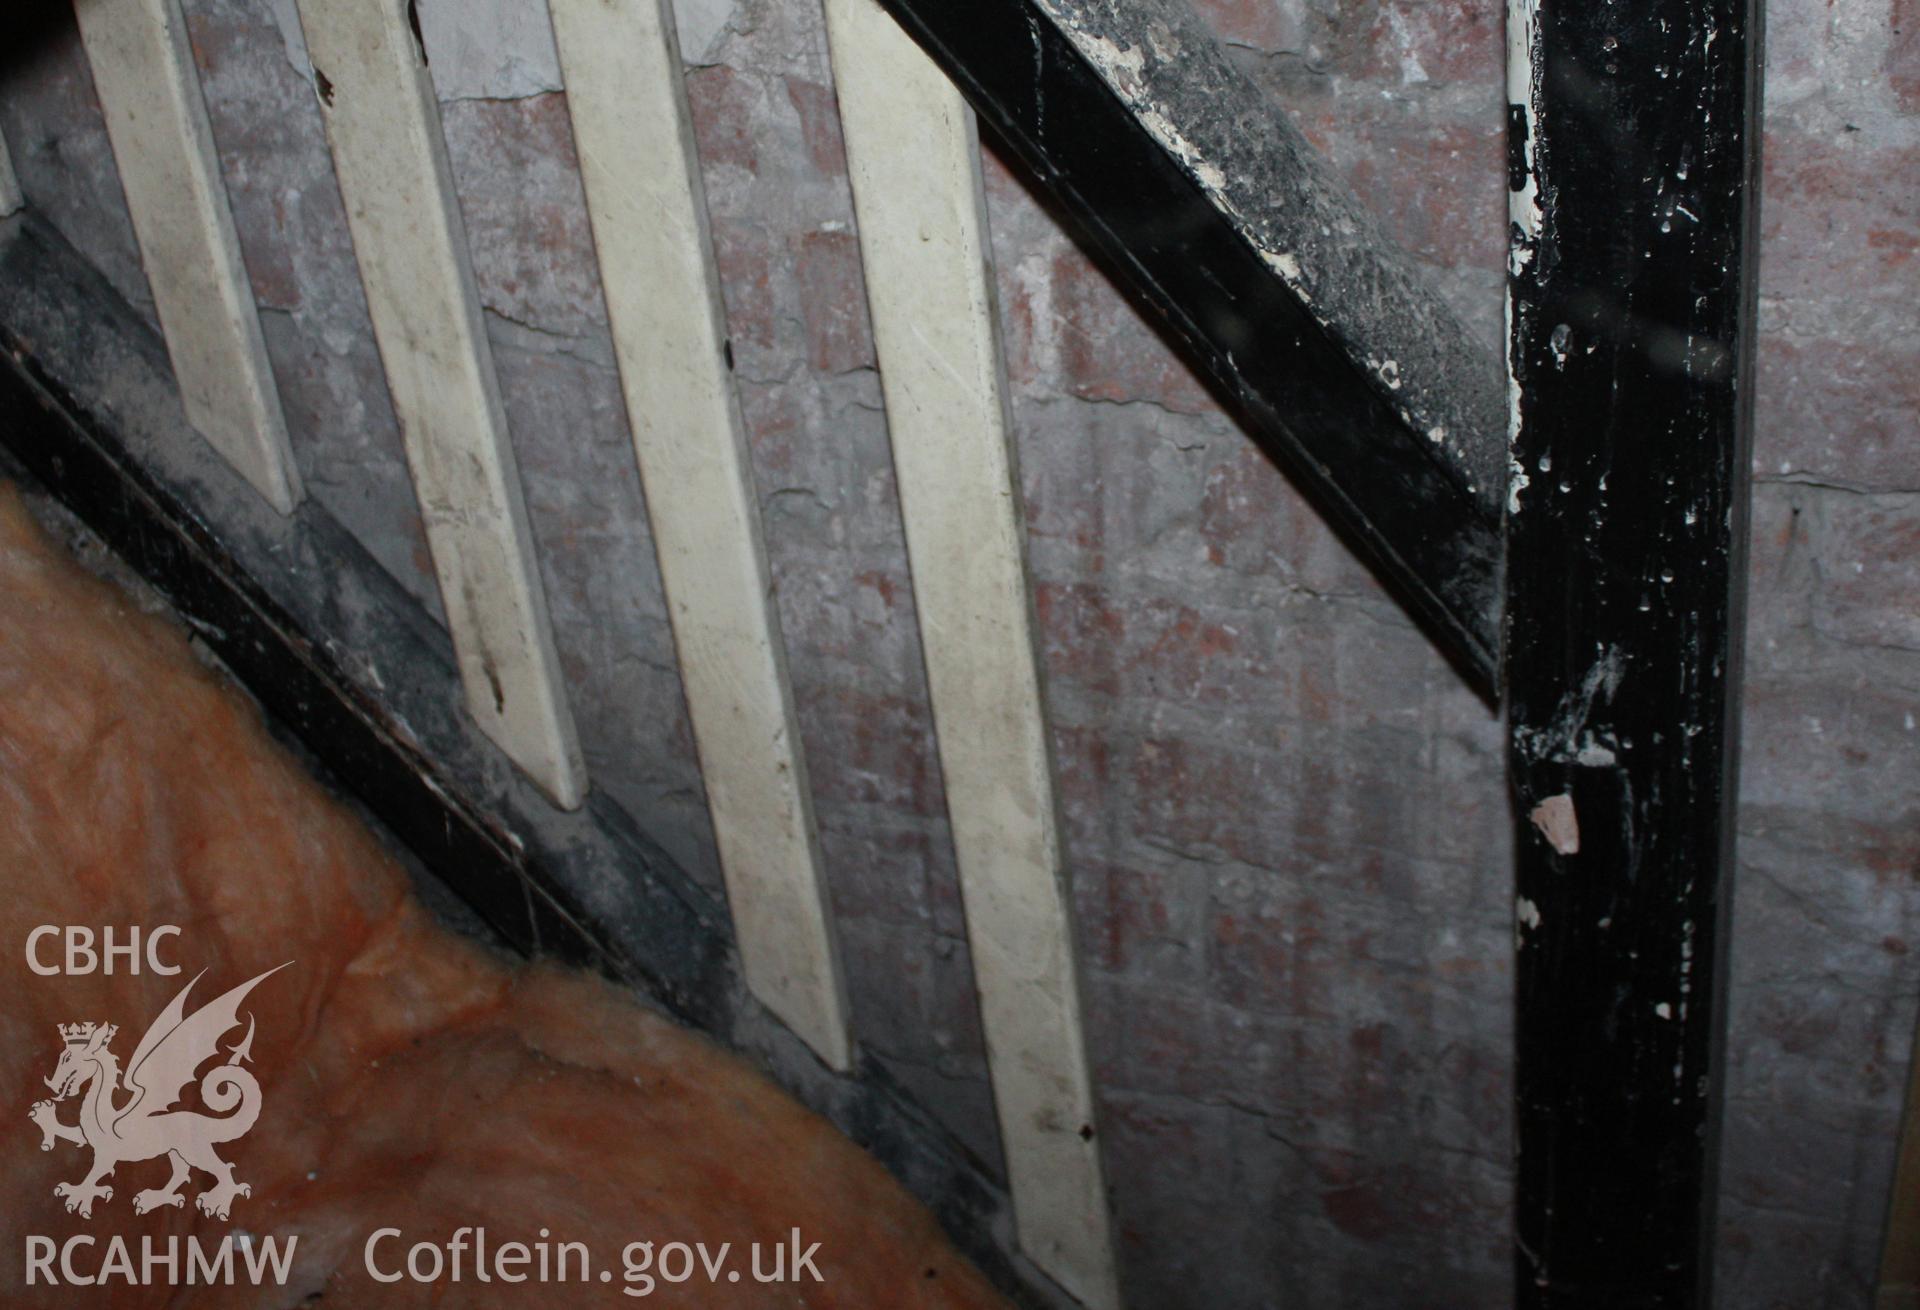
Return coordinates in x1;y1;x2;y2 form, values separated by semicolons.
0;483;1008;1310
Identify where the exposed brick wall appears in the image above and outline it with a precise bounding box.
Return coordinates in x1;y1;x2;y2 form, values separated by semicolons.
988;3;1512;1298
1726;0;1920;1300
0;0;1913;1306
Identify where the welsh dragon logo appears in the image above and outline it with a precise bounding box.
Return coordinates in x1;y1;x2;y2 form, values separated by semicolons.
29;963;290;1220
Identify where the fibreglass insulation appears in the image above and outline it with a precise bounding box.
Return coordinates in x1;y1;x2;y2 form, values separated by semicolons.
0;485;1006;1309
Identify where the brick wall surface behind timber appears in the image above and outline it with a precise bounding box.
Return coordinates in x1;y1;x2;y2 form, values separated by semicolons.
0;0;1914;1305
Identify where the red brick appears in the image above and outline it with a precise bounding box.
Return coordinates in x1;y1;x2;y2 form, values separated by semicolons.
441;94;601;334
1073;863;1183;974
1740;677;1918;830
1314;1148;1482;1245
796;683;942;817
1033;581;1126;697
978;140;1028;206
783;75;848;178
737;378;800;476
1197;442;1281;571
1291;107;1337;158
1430;1032;1510;1143
916;934;989;1057
1020;467;1107;568
1895;0;1920;111
182;7;310;311
1206;882;1333;1018
1317;114;1505;274
685;63;760;173
836;919;986;1059
1752;332;1920;490
1050;721;1114;848
1039;578;1270;705
794;228;874;374
1811;500;1920;651
1125;595;1265;705
1189;0;1302;52
1097;1091;1211;1162
995;245;1046;392
1349;0;1502;86
852;567;903;615
1130;731;1429;871
1048;246;1216;414
1855;818;1920;889
1743;488;1815;643
1762;130;1920;308
709;215;776;350
818;821;936;926
1088;980;1235;1099
1197;442;1378;596
1129;734;1260;865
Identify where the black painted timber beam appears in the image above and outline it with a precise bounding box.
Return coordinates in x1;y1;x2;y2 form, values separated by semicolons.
1505;0;1762;1304
873;0;1507;693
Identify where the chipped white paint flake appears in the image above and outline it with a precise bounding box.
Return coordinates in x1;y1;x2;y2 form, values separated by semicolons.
1261;248;1311;302
1187;153;1229;196
73;0;303;514
1517;896;1543;930
1655;1002;1673;1019
1509;454;1532;515
296;0;587;808
1511;646;1627;768
1076;29;1147;85
1504;0;1545;533
1576;739;1618;767
823;2;1119;1302
1506;296;1526;443
1530;793;1581;855
551;0;850;1069
1505;0;1544;256
1549;322;1572;368
1047;14;1331;333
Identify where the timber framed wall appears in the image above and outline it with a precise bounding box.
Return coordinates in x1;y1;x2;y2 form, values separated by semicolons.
1;0;1915;1306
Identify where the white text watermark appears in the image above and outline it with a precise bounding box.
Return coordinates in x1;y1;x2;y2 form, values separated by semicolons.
365;1226;824;1297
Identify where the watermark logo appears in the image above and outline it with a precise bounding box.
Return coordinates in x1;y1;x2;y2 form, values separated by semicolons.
18;935;825;1298
29;961;291;1222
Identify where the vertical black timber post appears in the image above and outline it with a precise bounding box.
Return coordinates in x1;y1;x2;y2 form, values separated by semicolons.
1505;0;1762;1304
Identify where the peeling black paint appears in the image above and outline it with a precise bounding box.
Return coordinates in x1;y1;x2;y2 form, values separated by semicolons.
1505;0;1762;1304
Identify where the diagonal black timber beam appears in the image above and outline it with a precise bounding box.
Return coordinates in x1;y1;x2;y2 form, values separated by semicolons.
1505;0;1762;1304
871;0;1507;693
